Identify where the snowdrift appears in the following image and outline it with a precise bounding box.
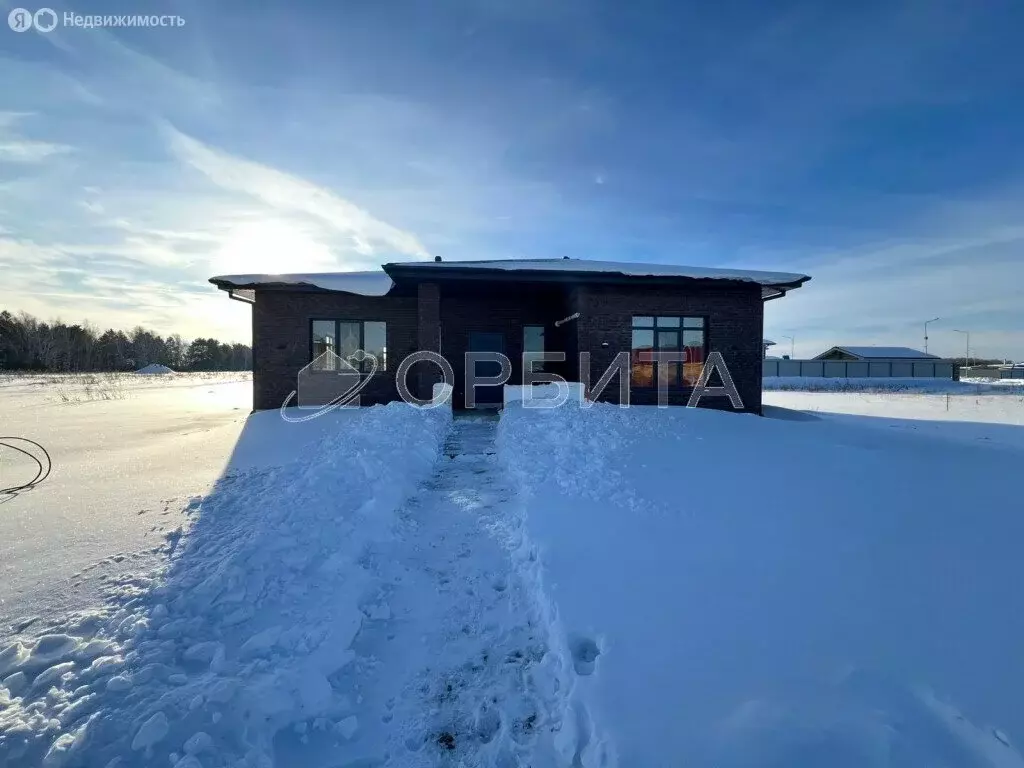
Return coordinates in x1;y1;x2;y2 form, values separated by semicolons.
135;364;174;375
0;402;450;766
498;400;1024;767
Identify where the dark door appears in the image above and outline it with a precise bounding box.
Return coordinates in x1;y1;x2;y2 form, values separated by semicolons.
467;331;505;406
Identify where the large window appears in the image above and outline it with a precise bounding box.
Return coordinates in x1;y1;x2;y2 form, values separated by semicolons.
311;320;386;372
523;325;545;374
630;316;705;387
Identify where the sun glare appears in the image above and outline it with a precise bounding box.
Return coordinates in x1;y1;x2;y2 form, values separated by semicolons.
211;219;338;276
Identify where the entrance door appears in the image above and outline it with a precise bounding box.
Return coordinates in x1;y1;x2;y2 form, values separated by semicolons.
467;331;505;406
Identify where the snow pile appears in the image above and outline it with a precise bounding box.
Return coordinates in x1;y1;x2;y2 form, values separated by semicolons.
963;377;1024;389
135;364;174;375
503;382;585;406
0;402;450;767
499;400;1024;766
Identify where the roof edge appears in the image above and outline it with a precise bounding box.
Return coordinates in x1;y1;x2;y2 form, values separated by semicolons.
383;263;811;295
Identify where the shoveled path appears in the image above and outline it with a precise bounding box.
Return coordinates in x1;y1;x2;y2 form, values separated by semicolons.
275;413;566;768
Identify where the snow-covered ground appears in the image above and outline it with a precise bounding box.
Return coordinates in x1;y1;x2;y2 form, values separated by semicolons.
763;376;1024;394
1;373;253;624
3;380;1023;767
1;395;460;766
499;396;1024;767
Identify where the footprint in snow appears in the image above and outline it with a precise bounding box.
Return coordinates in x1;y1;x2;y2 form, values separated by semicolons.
569;634;601;677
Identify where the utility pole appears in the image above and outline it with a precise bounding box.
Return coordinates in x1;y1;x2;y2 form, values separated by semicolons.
924;317;940;354
953;329;970;367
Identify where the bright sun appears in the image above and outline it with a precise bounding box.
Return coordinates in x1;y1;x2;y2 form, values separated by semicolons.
211;219;340;277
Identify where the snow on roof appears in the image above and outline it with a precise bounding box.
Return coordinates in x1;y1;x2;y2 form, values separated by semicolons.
209;271;394;297
386;258;810;287
820;346;940;360
210;259;810;298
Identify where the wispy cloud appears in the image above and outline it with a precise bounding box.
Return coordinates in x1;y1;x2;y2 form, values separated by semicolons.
764;205;1024;359
0;112;74;163
0;140;73;163
164;125;430;259
1;0;1022;359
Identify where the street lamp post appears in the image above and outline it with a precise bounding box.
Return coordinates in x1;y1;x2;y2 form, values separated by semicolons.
953;329;970;367
782;335;795;359
924;317;940;354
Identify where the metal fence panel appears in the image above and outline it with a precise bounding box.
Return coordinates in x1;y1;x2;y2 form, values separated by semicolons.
823;362;847;377
891;362;913;377
763;358;957;379
868;362;891;377
847;362;869;377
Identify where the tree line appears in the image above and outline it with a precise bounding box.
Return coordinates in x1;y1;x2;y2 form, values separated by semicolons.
0;310;252;372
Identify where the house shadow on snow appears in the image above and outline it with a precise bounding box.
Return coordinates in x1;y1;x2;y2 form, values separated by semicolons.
760;405;824;422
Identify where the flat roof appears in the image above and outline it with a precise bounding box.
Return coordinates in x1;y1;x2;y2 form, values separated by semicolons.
209;271;393;297
210;258;811;300
387;257;809;287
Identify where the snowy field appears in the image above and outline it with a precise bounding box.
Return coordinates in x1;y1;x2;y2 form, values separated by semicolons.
763;375;1024;395
2;379;1023;767
1;373;252;623
501;391;1024;767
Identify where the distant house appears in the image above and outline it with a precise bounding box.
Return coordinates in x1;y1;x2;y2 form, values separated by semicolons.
813;346;939;361
962;363;1024;380
210;258;811;413
762;339;776;359
764;344;958;379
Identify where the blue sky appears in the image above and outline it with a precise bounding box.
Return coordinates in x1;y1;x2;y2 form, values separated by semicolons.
1;0;1022;358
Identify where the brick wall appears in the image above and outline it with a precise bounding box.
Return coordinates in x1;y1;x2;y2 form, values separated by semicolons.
252;290;417;410
575;283;765;413
439;284;570;406
251;280;766;413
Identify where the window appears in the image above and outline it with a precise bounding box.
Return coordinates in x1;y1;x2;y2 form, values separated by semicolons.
523;325;545;373
310;320;386;372
630;316;706;387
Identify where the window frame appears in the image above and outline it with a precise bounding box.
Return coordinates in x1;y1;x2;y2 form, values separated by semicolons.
523;324;546;374
630;315;708;389
309;318;387;373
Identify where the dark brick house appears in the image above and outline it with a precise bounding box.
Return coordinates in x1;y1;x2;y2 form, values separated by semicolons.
210;258;810;413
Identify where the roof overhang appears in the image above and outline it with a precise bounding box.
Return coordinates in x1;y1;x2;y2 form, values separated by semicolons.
222;286;255;304
209;262;812;302
383;262;811;300
209;271;394;298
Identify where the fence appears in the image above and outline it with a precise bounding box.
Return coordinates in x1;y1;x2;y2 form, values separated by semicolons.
1000;368;1024;380
762;359;959;379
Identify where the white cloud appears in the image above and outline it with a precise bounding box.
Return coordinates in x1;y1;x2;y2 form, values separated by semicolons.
0;112;74;163
0;141;72;162
0;112;32;129
764;224;1024;360
0;236;251;341
164;125;430;260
